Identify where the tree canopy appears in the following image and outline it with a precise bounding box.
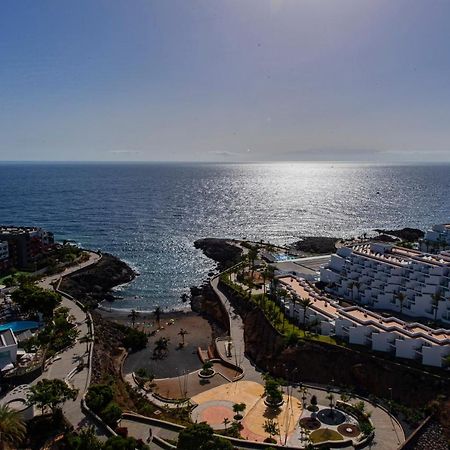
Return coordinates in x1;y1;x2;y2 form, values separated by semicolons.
85;384;114;413
27;378;78;414
11;284;61;317
176;423;233;450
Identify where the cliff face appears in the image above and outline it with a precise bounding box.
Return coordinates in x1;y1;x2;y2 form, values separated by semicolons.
59;253;136;308
190;284;229;336
242;308;449;408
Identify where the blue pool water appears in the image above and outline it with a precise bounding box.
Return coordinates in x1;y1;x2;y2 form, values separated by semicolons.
0;321;40;333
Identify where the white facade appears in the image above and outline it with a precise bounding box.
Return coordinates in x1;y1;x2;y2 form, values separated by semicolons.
279;275;450;368
0;329;18;370
320;243;450;323
0;241;8;261
420;224;450;253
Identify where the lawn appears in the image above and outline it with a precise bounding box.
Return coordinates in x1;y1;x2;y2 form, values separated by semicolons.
309;428;344;443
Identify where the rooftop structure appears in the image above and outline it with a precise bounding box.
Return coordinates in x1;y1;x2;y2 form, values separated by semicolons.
319;243;450;324
278;276;450;367
0;328;18;371
420;223;450;253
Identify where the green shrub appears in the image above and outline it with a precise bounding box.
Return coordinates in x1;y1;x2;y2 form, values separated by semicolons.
123;328;147;352
101;402;122;427
85;384;113;413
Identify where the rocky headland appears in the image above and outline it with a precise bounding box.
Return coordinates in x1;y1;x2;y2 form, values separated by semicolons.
194;238;243;271
290;236;339;254
374;227;425;242
59;252;136;308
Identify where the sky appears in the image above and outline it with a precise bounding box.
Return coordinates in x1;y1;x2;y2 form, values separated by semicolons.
1;0;450;163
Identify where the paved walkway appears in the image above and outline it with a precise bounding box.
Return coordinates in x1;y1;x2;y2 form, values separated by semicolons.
1;252;109;438
210;276;405;450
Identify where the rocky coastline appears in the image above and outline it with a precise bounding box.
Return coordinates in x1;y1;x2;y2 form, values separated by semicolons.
59;252;136;309
194;238;243;271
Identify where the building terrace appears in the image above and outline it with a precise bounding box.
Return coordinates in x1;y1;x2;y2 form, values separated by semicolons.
276;275;450;367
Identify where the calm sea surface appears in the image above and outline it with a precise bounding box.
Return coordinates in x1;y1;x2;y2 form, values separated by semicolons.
0;162;449;311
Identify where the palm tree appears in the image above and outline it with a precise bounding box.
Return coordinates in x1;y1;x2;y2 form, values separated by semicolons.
153;306;162;329
248;247;258;278
431;290;442;325
79;334;92;353
395;291;407;314
178;328;189;347
153;337;169;359
0;405;26;450
299;297;313;330
128;309;138;328
291;294;298;332
222;417;230;431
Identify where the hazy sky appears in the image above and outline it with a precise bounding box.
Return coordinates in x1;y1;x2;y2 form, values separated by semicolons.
2;0;450;162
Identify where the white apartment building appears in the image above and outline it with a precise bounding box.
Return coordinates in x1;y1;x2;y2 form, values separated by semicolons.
319;243;450;324
420;223;450;253
0;329;18;371
278;276;450;367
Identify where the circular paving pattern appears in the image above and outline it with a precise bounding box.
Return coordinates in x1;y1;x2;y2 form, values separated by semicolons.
299;417;321;430
317;408;346;426
337;423;360;437
5;399;28;412
200;404;234;426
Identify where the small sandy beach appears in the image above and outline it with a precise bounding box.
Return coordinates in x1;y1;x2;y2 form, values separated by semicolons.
98;307;216;378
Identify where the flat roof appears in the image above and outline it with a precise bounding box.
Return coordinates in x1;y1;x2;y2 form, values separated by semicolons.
339;307;450;345
0;329;16;347
278;275;450;346
278;276;339;319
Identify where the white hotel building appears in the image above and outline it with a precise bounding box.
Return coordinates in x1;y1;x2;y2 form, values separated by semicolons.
319;243;450;324
278;276;450;367
420;223;450;253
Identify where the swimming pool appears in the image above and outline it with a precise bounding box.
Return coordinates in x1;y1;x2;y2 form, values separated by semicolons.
273;254;299;262
0;321;40;333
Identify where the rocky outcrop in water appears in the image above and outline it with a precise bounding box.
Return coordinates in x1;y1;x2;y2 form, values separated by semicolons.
194;238;243;271
291;236;339;254
374;227;424;242
59;252;136;308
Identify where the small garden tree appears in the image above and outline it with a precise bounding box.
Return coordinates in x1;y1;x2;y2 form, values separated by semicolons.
200;360;214;376
178;328;189;347
263;419;280;444
232;402;246;420
264;376;283;406
27;379;78;415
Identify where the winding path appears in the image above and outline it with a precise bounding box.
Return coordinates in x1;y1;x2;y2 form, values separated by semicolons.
210;275;405;450
1;252;109;438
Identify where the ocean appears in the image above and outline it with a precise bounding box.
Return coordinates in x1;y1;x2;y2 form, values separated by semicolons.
0;162;449;311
